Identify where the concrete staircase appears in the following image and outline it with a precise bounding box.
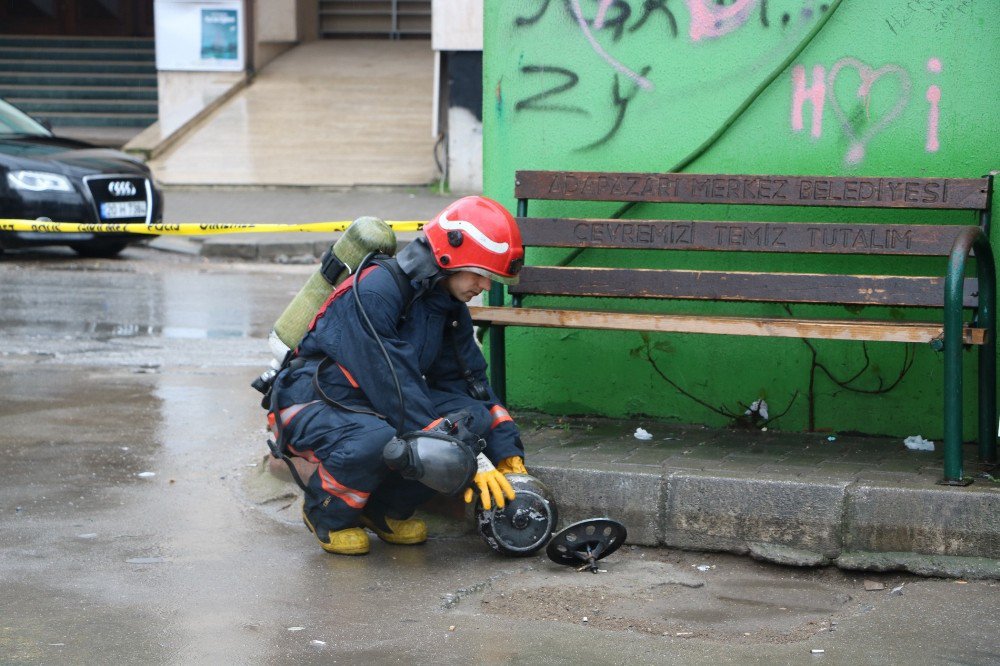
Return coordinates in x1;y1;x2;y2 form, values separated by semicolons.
319;0;431;38
0;35;157;147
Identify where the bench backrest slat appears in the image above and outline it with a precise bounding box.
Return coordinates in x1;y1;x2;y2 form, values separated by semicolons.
519;218;967;256
510;267;979;308
515;171;991;210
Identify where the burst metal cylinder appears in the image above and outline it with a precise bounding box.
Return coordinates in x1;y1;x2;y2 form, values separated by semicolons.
476;474;558;557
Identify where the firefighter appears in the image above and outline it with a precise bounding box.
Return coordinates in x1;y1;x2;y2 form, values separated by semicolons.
269;196;527;555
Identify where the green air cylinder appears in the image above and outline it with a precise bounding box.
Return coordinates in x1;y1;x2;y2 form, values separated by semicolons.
270;216;396;356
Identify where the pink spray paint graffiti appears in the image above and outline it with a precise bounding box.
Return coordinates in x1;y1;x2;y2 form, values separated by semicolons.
827;57;911;166
568;0;654;91
791;65;826;138
593;0;616;30
925;58;942;153
788;57;947;166
685;0;758;42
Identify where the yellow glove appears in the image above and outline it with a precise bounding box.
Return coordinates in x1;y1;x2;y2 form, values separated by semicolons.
496;456;527;475
463;454;516;510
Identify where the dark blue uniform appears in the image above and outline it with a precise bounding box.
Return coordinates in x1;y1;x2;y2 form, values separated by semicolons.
272;264;522;536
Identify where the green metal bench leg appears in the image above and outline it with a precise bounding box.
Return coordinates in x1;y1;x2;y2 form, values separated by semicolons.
942;227;995;484
979;333;997;466
976;240;998;466
943;303;967;484
488;283;507;405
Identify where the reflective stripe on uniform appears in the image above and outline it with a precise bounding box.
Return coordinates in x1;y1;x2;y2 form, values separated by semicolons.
317;467;370;509
337;362;359;388
288;444;320;464
278;400;319;426
269;400;319;437
270;401;321;462
489;405;513;429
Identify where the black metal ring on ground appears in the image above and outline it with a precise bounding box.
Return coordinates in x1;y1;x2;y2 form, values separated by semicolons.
546;518;627;572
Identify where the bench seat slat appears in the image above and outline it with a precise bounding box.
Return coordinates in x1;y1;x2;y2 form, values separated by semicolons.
515;171;991;210
511;266;979;308
519;218;972;256
469;306;987;345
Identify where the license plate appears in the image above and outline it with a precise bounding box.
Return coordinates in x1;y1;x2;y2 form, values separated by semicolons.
100;201;147;219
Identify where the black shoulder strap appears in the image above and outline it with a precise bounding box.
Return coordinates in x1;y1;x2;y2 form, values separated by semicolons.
372;256;417;322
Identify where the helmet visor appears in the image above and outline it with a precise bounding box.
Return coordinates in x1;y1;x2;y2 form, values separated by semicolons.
463;264;520;286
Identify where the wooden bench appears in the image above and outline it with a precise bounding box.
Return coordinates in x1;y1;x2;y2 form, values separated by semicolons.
469;171;997;485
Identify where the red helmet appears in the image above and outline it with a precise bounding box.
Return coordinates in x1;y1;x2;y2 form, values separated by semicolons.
423;196;524;284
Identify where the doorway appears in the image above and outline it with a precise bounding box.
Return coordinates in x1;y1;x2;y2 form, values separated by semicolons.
0;0;154;37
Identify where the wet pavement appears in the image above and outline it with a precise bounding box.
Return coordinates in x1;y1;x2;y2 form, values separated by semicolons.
1;247;999;664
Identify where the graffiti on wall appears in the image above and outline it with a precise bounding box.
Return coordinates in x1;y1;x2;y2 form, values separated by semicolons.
884;0;974;35
790;57;942;165
510;0;829;151
508;0;958;163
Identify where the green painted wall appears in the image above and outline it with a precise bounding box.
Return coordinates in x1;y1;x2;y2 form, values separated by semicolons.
482;0;999;437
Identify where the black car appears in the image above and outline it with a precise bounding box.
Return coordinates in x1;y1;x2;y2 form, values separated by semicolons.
0;98;162;257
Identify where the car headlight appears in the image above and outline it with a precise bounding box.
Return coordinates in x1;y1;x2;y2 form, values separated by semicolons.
6;170;73;192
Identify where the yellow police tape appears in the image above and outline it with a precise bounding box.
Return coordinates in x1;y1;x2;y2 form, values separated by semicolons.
0;219;426;235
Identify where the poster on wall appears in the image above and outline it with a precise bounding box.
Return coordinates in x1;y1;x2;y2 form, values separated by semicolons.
200;9;239;61
154;0;244;71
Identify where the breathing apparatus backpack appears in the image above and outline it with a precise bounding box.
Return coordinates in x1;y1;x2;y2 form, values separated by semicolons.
251;216;397;404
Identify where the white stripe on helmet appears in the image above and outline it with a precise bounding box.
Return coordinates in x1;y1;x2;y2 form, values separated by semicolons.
439;212;509;255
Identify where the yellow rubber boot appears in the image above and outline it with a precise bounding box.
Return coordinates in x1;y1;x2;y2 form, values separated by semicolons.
303;508;370;555
362;515;427;545
318;527;370;555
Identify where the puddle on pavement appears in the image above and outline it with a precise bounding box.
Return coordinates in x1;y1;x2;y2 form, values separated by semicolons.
0;320;256;340
0;263;280;341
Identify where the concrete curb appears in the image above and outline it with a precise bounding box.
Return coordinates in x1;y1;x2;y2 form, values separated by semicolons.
530;463;1000;578
252;457;1000;578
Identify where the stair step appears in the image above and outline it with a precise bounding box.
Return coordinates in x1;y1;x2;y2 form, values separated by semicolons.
0;46;154;62
0;35;154;50
318;0;430;36
0;84;157;100
0;36;160;130
318;0;393;4
320;9;395;16
0;72;157;87
35;111;157;128
0;60;156;74
9;98;158;114
54;126;142;147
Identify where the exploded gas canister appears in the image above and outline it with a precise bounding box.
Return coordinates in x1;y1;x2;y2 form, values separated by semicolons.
476;474;558;557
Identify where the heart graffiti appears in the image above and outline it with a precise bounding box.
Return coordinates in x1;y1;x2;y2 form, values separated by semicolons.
826;57;911;166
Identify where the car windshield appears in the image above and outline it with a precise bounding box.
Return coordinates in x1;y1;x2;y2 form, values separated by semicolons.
0;98;51;136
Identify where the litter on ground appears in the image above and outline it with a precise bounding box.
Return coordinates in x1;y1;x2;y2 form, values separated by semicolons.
745;399;769;420
904;435;935;451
